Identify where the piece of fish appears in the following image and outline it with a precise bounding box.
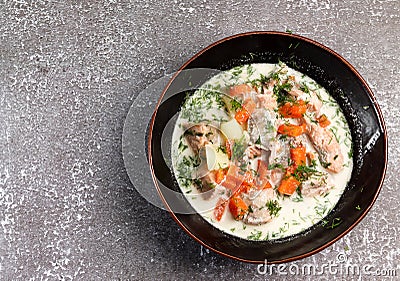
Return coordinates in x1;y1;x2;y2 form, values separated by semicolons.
245;145;262;159
256;89;278;111
306;92;323;114
284;75;323;115
183;124;221;154
194;172;226;200
303;117;344;173
268;137;291;169
242;188;276;225
267;168;284;187
301;173;331;197
248;108;277;149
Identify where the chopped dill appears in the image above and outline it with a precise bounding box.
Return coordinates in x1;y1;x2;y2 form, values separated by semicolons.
178;140;188;152
322;217;342;229
266;200;282;217
274;82;295;105
268;163;284;170
247;230;263;240
321;161;332;169
292;164;320;182
230;98;242;111
348;145;353;158
231;137;246;161
216;145;227;154
299;82;310;94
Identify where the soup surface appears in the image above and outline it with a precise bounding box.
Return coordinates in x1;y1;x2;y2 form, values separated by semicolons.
171;63;353;240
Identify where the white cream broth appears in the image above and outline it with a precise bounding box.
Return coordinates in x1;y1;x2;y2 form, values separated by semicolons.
171;63;353;240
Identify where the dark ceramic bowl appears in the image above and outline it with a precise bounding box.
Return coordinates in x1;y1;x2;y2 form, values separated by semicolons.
148;31;387;263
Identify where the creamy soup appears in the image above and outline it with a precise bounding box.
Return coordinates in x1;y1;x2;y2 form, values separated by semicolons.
171;63;353;240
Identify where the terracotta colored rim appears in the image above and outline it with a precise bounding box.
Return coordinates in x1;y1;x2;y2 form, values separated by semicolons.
147;31;388;263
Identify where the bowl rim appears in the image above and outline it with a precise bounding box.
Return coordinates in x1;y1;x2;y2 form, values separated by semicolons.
147;31;388;263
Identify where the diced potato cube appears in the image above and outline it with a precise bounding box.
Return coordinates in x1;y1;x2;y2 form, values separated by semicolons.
220;118;243;140
205;144;229;170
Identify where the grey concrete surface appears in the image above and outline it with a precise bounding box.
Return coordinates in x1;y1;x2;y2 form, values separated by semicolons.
0;0;399;280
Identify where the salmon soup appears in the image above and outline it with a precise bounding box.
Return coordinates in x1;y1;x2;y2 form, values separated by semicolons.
171;63;353;240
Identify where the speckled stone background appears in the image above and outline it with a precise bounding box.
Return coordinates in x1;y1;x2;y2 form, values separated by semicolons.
0;0;398;280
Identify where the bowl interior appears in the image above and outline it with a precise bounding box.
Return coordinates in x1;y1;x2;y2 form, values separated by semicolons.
149;32;387;263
